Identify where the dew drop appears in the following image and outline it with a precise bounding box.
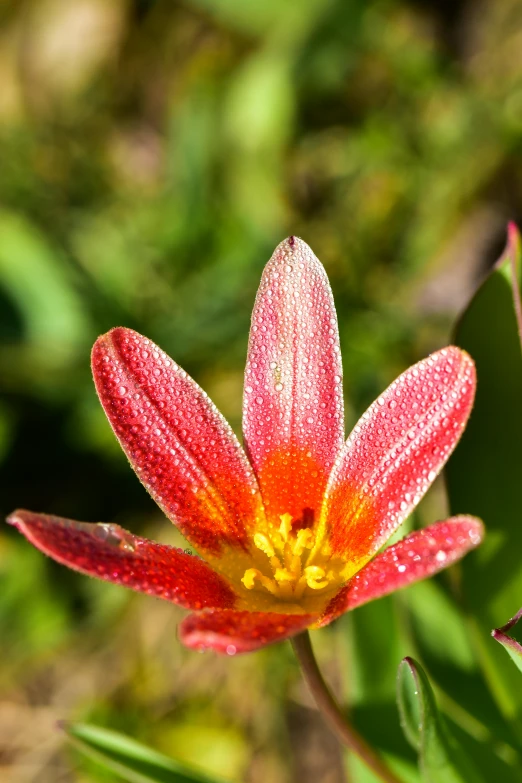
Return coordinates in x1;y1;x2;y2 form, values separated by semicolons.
96;523;136;552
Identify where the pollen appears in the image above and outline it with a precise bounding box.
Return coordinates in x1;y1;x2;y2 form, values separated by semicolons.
242;513;346;600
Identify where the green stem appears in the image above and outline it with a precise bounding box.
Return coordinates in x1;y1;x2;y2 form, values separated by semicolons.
292;631;404;783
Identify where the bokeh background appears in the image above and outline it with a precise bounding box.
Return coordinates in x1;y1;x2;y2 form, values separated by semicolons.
1;0;522;781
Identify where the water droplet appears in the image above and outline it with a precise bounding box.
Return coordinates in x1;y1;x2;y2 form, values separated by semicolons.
96;523;136;552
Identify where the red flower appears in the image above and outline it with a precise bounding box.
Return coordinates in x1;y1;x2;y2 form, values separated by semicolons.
7;237;483;654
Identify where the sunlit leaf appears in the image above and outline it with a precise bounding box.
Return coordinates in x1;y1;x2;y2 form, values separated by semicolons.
348;592;415;706
342;594;420;782
446;222;522;718
63;722;232;783
403;580;520;753
397;657;483;783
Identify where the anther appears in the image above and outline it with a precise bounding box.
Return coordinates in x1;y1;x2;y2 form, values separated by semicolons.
242;568;260;590
253;533;275;558
279;513;293;541
304;566;329;590
274;567;293;583
294;529;313;555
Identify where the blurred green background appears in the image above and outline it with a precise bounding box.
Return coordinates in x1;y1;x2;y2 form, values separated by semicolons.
2;0;522;781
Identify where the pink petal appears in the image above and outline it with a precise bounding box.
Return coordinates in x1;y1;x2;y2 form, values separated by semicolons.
323;347;476;566
8;510;237;611
243;237;344;527
179;609;316;654
92;328;265;560
318;516;483;626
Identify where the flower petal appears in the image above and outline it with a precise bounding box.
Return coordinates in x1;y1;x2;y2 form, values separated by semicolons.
243;237;344;526
92;328;265;561
322;347;476;569
179;609;316;654
7;510;237;611
318;516;483;626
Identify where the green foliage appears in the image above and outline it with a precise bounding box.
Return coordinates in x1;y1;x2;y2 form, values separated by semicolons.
346;228;522;782
64;723;232;783
397;658;482;783
447;225;522;721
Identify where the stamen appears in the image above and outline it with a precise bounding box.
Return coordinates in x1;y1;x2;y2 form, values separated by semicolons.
279;513;293;541
283;542;294;570
295;528;313;555
242;568;260;590
303;565;329;590
242;568;281;596
274;567;294;583
243;512;345;600
253;533;275;558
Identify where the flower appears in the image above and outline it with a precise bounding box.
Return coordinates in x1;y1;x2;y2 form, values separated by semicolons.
7;237;483;655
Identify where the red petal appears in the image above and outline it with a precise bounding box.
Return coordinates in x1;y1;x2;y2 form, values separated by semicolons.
92;328;265;559
323;347;476;566
318;516;483;626
8;510;237;611
179;609;316;654
243;237;344;526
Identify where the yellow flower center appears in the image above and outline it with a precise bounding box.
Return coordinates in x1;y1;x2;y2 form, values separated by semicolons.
241;513;346;601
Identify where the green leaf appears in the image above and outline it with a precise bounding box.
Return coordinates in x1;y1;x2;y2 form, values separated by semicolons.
492;608;522;674
0;210;89;346
63;722;232;783
397;657;484;783
402;580;520;753
446;222;522;718
349;596;411;704
343;593;421;780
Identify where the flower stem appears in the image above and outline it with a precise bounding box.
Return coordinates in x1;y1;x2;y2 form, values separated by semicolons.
292;631;404;783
